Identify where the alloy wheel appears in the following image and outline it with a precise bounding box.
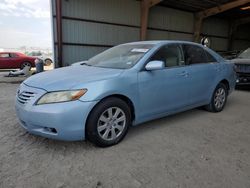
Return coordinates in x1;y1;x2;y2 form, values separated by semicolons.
214;87;226;109
97;107;126;141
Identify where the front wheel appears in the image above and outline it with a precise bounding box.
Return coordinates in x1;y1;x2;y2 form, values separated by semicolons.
86;97;131;147
205;83;228;112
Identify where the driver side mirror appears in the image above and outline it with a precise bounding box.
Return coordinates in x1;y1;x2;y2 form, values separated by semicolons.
145;60;164;71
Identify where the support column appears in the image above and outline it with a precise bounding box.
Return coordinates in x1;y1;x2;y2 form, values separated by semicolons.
140;0;162;40
228;22;237;51
193;14;203;43
56;0;63;67
140;0;150;41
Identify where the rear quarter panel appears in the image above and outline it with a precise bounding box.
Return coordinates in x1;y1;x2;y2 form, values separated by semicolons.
205;48;236;96
223;60;236;93
211;60;236;97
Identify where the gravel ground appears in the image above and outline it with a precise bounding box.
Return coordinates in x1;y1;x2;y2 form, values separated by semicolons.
0;79;250;188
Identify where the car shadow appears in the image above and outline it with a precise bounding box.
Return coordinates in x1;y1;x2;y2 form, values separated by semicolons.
127;109;200;138
236;85;250;91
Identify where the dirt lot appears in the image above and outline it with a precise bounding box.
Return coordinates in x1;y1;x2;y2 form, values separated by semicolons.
0;73;250;188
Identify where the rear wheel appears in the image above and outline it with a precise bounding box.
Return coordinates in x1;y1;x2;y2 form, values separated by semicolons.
44;58;52;66
86;97;131;147
206;83;228;112
20;62;31;70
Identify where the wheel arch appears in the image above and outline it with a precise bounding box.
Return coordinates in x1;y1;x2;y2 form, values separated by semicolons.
219;79;230;91
21;60;32;64
44;58;53;63
87;94;136;123
20;61;32;69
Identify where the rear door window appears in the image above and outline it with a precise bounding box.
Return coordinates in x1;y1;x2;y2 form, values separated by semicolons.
10;53;19;58
0;53;10;58
182;44;208;65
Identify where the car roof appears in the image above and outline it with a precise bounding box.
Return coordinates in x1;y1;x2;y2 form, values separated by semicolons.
122;40;204;47
124;40;224;64
0;52;25;55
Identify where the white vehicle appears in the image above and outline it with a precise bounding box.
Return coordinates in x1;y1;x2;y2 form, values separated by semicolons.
27;51;53;66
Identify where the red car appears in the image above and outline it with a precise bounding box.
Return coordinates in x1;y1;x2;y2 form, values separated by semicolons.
0;52;36;69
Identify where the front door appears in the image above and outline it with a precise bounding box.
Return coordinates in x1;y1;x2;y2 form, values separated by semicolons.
138;44;192;120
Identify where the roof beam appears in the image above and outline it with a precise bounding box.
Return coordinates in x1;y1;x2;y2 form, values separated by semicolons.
147;0;162;7
140;0;162;40
193;0;250;42
197;0;250;18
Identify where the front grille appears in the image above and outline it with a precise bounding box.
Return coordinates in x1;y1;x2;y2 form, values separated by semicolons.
17;91;36;104
236;64;250;73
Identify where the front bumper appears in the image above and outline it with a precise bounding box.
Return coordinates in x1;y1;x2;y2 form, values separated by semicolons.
236;73;250;85
15;83;98;141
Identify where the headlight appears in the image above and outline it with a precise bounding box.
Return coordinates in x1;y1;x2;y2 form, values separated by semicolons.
36;89;87;105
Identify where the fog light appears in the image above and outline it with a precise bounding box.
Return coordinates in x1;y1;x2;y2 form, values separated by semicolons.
44;127;57;134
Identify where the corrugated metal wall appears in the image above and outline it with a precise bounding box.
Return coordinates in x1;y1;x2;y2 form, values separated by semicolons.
202;17;229;52
233;24;250;51
52;0;250;67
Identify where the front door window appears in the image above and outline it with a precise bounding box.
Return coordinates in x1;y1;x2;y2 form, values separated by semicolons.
150;45;184;68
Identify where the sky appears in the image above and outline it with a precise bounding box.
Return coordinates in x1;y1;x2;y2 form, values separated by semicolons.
0;0;52;49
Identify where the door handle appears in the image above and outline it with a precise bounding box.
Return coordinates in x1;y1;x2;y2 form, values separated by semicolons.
178;71;189;77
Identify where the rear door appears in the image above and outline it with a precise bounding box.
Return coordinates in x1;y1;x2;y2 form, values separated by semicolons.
9;53;22;68
182;44;218;104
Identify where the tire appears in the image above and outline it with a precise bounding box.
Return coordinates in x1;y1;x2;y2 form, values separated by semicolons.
86;97;131;147
44;59;52;66
205;83;228;112
20;62;31;70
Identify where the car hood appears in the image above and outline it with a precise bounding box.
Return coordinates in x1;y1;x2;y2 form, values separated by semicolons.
24;65;124;91
233;58;250;65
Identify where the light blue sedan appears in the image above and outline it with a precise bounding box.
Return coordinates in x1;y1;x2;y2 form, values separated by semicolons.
15;41;236;147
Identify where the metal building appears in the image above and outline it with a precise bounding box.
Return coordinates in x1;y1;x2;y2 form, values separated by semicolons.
51;0;250;67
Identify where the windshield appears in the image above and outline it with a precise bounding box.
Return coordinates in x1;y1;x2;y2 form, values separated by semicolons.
238;48;250;59
87;44;154;69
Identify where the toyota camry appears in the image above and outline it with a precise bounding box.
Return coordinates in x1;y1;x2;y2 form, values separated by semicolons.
15;41;236;147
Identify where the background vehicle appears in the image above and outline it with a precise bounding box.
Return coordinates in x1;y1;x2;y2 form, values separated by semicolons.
15;41;236;147
0;52;36;69
219;50;240;60
233;48;250;85
26;51;53;66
